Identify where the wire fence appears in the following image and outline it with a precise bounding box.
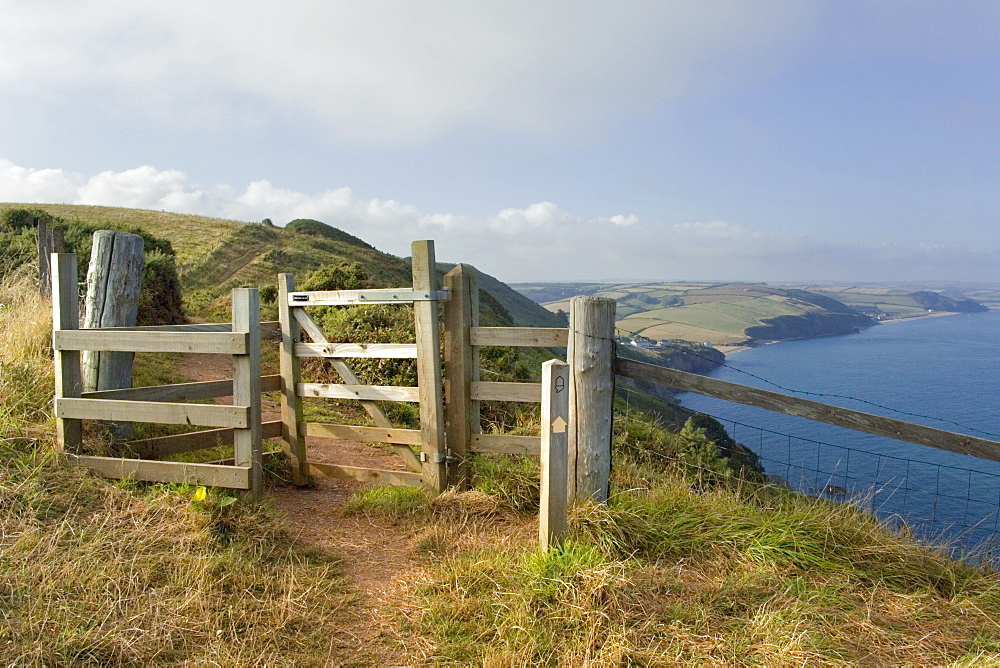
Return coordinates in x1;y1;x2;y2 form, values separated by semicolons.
615;393;1000;559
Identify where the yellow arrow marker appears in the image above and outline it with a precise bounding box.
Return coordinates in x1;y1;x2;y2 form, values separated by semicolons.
551;416;567;433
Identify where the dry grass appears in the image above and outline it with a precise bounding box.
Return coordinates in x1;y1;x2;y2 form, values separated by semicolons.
348;448;1000;666
0;269;362;666
0;265;54;434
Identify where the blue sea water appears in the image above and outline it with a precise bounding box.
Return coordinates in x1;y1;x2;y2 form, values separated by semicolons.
677;308;1000;553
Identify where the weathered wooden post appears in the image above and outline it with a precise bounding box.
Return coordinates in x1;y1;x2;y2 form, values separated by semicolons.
37;218;49;296
232;288;263;498
37;222;64;296
567;296;616;502
443;264;479;489
82;231;144;439
540;359;570;549
52;253;82;453
412;240;448;493
277;273;308;485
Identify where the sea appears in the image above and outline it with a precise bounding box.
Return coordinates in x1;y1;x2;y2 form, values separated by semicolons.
677;308;1000;555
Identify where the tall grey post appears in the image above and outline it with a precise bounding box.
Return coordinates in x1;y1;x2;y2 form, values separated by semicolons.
567;296;616;502
82;230;145;439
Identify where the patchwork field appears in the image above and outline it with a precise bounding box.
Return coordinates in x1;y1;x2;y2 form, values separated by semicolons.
514;280;989;347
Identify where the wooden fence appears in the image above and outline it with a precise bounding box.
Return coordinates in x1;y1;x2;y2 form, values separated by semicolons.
52;252;275;496
57;237;998;549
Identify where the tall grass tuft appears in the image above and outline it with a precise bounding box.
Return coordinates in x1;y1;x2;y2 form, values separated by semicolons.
0;267;54;434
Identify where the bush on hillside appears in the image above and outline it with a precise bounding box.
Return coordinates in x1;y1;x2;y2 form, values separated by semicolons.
0;208;185;325
286;218;375;250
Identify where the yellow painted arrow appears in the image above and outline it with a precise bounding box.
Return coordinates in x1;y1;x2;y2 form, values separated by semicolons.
551;416;568;433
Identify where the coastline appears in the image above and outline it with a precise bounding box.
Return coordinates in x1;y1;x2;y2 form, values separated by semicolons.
716;310;965;357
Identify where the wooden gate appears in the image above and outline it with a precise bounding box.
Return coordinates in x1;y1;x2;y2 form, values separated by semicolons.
278;240;450;492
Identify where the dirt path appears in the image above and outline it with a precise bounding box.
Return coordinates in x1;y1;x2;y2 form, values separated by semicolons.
175;352;430;666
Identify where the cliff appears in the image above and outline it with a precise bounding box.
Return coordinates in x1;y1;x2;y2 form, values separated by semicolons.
745;312;876;343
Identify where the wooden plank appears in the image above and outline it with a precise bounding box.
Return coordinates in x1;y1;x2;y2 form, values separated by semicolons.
298;383;420;402
412;240;446;492
613;357;1000;464
444;265;479;488
293;342;418;359
86;323;230;332
540;360;570;550
55;398;249;428
471;381;542;403
65;455;249;489
470;327;569;348
130;421;283;458
83;321;279;338
471;433;541;456
232;288;263;498
568;296;616;503
52;253;82;453
292;308;422;472
278;274;307;484
302;422;424;445
55;330;248;354
306;461;424;488
287;288;449;306
81;374;280;401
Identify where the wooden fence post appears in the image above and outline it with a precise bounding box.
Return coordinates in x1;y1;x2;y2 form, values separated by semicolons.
568;296;616;503
81;231;144;440
232;288;263;498
277;273;307;485
37;219;49;296
443;264;479;489
412;240;447;493
540;359;570;550
52;253;82;453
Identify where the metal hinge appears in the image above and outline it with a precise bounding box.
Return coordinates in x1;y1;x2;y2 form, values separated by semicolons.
420;450;460;464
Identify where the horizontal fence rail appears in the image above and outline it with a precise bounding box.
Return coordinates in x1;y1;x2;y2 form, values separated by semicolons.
56;398;250;428
297;383;421;402
470;327;569;348
54;330;249;354
293;342;419;359
471;381;542;403
65;455;252;489
80;375;281;402
615;357;1000;464
130;420;283;459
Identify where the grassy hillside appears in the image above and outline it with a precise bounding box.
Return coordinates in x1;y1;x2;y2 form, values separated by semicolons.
1;204;558;327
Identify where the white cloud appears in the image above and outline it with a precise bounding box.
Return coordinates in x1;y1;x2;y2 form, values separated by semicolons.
0;1;819;143
1;159;996;283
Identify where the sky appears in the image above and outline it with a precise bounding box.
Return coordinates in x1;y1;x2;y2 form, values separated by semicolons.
0;0;998;284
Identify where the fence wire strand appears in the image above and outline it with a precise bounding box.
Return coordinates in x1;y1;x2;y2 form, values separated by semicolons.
613;391;1000;558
